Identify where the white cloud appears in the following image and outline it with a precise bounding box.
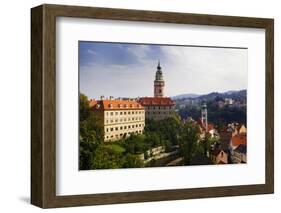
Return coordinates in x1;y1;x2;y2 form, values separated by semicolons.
80;45;247;99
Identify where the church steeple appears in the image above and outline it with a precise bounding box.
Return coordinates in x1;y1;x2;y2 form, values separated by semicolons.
154;60;165;97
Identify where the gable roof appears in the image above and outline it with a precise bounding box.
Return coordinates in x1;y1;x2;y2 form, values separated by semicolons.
210;149;225;157
231;134;247;147
138;97;175;106
89;99;144;111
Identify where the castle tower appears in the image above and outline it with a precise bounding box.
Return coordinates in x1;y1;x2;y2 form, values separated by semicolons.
154;60;165;97
201;103;208;131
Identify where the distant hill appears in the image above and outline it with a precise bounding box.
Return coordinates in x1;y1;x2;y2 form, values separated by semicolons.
172;93;200;100
173;89;247;103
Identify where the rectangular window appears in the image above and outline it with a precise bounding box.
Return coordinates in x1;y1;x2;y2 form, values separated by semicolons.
120;112;123;115
115;112;118;115
110;128;113;131
110;112;113;116
115;127;118;131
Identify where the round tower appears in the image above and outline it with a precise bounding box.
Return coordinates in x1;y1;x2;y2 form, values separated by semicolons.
201;103;208;131
154;60;165;97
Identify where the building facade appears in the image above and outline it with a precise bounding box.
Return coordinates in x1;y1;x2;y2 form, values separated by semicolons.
89;98;145;142
138;97;175;120
139;61;175;120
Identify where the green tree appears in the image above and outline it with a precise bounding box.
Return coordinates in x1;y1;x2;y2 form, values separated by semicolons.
179;121;200;165
79;93;103;170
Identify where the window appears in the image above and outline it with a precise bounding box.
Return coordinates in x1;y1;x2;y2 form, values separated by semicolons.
106;128;109;132
124;126;127;129
106;112;109;116
115;112;118;115
132;125;134;128
115;127;118;131
120;126;123;130
106;120;108;124
128;125;131;129
110;120;113;123
110;112;113;116
120;112;123;115
124;112;127;115
128;111;131;115
115;119;118;122
132;111;134;114
159;106;161;109
110;128;113;131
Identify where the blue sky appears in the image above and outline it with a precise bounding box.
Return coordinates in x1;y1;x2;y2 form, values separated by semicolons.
79;41;247;99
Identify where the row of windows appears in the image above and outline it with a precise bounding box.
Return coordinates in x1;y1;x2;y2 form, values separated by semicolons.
106;124;144;132
105;130;143;139
147;111;172;115
106;110;144;116
105;117;144;124
147;106;172;110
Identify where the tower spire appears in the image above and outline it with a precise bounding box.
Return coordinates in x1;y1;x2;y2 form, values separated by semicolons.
157;59;161;70
154;60;165;97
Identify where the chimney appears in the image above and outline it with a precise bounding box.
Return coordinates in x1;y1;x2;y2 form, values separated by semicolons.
109;96;114;100
100;95;104;100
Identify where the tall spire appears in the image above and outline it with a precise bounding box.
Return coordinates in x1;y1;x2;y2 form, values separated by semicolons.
154;60;165;97
157;59;161;70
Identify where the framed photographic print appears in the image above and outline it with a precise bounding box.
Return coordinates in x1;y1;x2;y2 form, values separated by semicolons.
31;4;274;208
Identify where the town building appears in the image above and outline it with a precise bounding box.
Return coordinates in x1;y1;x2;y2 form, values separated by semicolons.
232;144;247;163
138;61;175;120
230;134;247;151
210;149;228;164
89;97;145;142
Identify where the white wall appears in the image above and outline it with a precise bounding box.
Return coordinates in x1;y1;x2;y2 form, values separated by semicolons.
0;0;279;212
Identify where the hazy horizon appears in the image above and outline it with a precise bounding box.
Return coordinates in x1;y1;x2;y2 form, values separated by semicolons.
79;42;248;100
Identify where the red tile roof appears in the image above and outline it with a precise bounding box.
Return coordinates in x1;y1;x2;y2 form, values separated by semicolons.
197;119;214;132
138;97;175;106
231;134;247;147
89;99;144;111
